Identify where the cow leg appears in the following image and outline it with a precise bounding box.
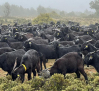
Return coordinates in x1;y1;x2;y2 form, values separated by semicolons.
78;67;88;81
40;60;42;70
43;61;46;69
46;59;48;62
20;74;25;83
27;70;32;80
62;69;66;78
32;69;36;77
36;61;41;73
75;70;80;78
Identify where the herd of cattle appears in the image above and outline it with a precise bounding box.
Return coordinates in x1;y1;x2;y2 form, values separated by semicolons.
0;21;99;82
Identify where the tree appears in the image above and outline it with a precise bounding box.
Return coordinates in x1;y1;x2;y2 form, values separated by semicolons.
89;0;99;16
3;2;10;18
37;5;46;15
60;11;66;17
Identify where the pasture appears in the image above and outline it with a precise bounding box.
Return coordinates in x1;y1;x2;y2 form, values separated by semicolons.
0;59;98;91
0;15;99;90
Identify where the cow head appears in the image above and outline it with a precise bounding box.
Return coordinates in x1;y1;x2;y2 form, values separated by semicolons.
1;36;9;42
84;51;95;67
14;32;20;39
11;58;26;82
50;66;58;76
11;57;19;81
24;40;32;50
81;42;97;56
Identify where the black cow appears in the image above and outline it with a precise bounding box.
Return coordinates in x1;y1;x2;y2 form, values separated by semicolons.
74;35;95;44
7;42;24;50
0;42;9;48
11;49;41;82
95;40;99;48
52;41;81;58
18;33;33;42
84;51;99;71
27;38;49;45
81;42;98;56
50;52;88;81
0;49;25;75
24;41;57;59
1;35;18;42
0;47;15;55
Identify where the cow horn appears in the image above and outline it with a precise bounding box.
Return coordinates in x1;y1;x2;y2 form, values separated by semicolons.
86;39;93;43
56;38;61;41
96;50;99;52
54;37;57;41
13;57;18;70
89;51;95;54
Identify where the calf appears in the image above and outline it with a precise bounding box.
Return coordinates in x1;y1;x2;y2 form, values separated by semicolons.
50;52;88;81
11;49;41;82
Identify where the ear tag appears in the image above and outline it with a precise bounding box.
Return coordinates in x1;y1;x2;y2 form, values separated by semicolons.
29;42;31;45
16;29;17;30
77;28;78;30
15;35;16;37
57;33;59;36
5;38;7;40
68;35;69;38
59;44;60;46
92;30;93;32
86;45;88;48
17;74;20;77
87;32;88;34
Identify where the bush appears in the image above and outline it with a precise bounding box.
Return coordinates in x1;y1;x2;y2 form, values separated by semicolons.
31;76;45;90
32;13;55;24
42;73;65;91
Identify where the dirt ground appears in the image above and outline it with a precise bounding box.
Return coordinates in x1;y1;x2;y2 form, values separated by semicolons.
0;59;97;78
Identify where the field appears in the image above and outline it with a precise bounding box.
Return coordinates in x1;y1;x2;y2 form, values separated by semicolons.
0;59;97;78
1;16;99;26
0;16;99;90
0;59;98;91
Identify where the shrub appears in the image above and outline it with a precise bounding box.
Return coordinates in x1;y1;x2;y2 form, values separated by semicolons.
31;76;45;90
32;13;55;24
42;73;65;91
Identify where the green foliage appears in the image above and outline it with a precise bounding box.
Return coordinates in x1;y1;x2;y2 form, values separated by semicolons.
31;77;45;90
42;74;66;91
0;73;99;90
49;11;61;19
32;13;55;24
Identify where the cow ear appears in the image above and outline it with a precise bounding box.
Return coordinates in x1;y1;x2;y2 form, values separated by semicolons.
13;57;17;70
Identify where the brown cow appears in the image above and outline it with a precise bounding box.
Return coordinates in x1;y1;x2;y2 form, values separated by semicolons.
50;52;88;81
